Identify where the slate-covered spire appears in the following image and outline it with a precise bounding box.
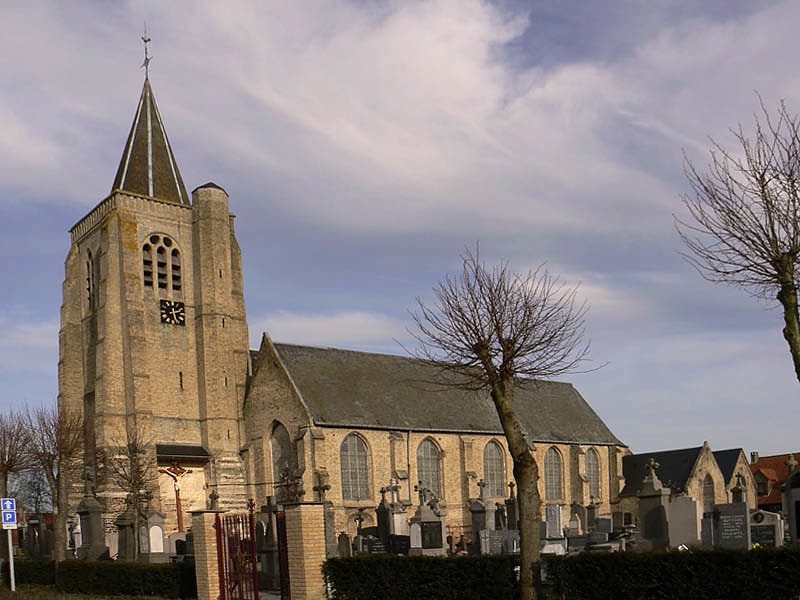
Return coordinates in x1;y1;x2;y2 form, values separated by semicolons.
111;76;189;205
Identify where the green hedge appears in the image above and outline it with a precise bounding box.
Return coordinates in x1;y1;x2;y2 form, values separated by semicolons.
547;548;800;600
3;559;196;598
322;554;517;600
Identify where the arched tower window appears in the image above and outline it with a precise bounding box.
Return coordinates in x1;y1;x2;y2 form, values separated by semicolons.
544;447;563;502
483;440;506;497
340;434;369;500
702;474;715;513
417;438;442;499
143;234;181;294
585;448;601;500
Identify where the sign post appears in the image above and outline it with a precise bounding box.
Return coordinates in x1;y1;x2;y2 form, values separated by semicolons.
2;498;17;592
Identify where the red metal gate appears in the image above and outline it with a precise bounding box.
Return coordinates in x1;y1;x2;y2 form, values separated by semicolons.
216;500;259;600
275;510;291;599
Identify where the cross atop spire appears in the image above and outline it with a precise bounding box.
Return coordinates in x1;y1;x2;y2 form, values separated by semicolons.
141;24;152;79
111;35;189;204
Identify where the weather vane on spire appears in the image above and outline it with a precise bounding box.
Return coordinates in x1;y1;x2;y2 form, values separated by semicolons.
141;23;152;79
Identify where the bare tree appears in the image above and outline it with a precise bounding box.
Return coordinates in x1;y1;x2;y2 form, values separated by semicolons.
0;411;34;556
410;248;590;600
0;412;34;499
26;406;83;562
677;98;800;384
103;421;156;560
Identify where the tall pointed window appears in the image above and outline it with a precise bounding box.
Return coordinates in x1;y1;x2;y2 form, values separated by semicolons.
544;447;563;502
340;434;370;500
702;474;715;513
586;448;601;500
143;235;181;293
86;250;100;310
417;438;442;499
483;440;506;497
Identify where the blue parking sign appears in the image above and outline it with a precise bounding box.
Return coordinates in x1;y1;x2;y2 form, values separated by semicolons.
1;511;15;524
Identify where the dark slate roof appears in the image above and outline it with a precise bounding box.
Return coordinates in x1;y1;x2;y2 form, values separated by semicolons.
713;448;744;484
111;77;189;205
194;181;227;193
270;343;624;445
620;447;702;496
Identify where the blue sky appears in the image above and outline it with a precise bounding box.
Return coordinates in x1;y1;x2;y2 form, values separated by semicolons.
1;0;798;455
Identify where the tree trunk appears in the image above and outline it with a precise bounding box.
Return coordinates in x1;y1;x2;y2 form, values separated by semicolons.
53;474;68;562
491;383;540;600
777;269;800;384
514;446;541;600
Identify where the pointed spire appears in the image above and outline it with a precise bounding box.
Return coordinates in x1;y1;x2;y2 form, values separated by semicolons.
111;37;188;205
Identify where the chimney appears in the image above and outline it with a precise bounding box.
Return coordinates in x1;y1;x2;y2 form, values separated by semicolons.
750;451;759;464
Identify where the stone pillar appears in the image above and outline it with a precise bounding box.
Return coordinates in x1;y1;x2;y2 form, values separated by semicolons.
190;510;225;600
284;502;327;600
76;494;109;560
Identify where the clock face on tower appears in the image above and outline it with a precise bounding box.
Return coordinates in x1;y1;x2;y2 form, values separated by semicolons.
160;299;186;325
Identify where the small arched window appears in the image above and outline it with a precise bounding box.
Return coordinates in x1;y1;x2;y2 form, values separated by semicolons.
585;448;601;500
483;440;506;497
544;447;563;502
417;438;442;499
340;434;370;500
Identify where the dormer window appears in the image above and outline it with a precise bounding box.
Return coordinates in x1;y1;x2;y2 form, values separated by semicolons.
143;235;181;294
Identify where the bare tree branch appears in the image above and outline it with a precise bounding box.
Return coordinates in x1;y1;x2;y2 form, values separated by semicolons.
676;96;800;383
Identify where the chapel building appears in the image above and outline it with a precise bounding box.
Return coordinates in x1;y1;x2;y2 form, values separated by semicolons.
58;71;629;554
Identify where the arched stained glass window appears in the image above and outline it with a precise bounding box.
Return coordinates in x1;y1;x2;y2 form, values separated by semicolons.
483;441;506;497
341;434;369;500
544;447;563;502
586;448;601;500
417;438;442;499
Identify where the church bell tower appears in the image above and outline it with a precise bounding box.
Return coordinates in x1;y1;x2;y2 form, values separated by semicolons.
58;59;249;541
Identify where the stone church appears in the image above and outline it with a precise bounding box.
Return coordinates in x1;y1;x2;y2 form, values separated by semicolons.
58;71;629;557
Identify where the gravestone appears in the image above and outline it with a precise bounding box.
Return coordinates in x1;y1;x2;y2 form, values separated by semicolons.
749;510;783;548
375;478;408;546
544;504;562;538
570;502;587;534
505;482;518;530
595;516;612;534
668;495;701;548
409;483;447;556
469;479;496;555
337;532;352;558
388;534;410;555
714;503;750;550
567;535;587;553
636;458;670;552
